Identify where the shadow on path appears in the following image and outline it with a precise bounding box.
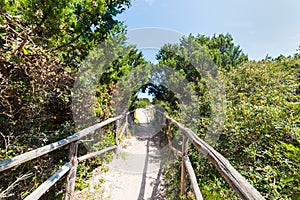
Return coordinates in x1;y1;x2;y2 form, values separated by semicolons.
137;137;166;200
137;138;150;200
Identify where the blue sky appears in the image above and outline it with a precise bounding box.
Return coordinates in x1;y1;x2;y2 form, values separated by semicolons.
117;0;300;61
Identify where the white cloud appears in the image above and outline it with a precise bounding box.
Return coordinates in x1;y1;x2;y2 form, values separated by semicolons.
145;0;156;6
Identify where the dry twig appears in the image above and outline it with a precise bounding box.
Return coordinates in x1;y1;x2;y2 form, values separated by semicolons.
0;172;33;199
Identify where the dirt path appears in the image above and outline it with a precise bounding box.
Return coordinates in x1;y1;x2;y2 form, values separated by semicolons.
75;108;167;199
75;136;166;200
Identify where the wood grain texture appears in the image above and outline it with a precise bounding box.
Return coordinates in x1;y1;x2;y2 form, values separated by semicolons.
166;115;265;200
23;162;71;200
77;146;117;162
0;114;124;172
65;142;78;200
180;136;188;195
184;155;203;200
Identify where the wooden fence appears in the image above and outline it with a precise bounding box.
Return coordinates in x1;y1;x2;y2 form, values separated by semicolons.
0;111;265;200
0;113;129;200
165;115;265;200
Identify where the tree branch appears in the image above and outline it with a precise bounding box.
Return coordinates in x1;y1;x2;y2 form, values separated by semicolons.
0;173;33;198
50;25;90;52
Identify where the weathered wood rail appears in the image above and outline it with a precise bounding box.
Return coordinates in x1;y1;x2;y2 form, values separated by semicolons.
0;110;265;200
0;113;129;200
165;115;265;200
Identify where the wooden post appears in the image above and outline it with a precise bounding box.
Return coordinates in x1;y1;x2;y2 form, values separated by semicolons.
115;120;120;146
180;135;189;196
0;114;124;173
65;142;78;200
125;114;128;136
184;156;203;200
119;121;128;139
165;115;265;200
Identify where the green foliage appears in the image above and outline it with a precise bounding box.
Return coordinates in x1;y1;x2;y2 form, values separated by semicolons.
218;57;299;198
132;98;151;109
1;0;299;199
200;33;248;70
0;0;131;141
158;33;299;199
195;57;299;199
0;0;133;199
72;32;146;127
1;0;131;66
158;33;248;72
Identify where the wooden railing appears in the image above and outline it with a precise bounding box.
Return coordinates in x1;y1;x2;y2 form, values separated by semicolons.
0;110;265;200
0;113;129;200
165;115;265;200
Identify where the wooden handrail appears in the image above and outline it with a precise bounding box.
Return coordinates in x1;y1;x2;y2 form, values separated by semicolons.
165;115;265;200
183;155;203;200
23;145;117;200
0;113;129;200
119;116;128;139
0;114;125;172
1;109;265;200
24;162;72;200
77;145;117;162
180;135;188;194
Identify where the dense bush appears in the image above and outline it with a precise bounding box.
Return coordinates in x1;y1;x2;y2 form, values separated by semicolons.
1;1;299;199
0;0;132;199
218;57;299;199
163;56;299;199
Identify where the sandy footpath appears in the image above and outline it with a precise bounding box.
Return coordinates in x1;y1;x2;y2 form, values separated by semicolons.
74;136;166;200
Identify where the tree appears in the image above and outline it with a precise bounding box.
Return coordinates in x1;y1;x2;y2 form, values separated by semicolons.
196;33;248;70
0;1;134;198
157;34;299;199
1;0;131;65
0;0;131;143
158;33;248;71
